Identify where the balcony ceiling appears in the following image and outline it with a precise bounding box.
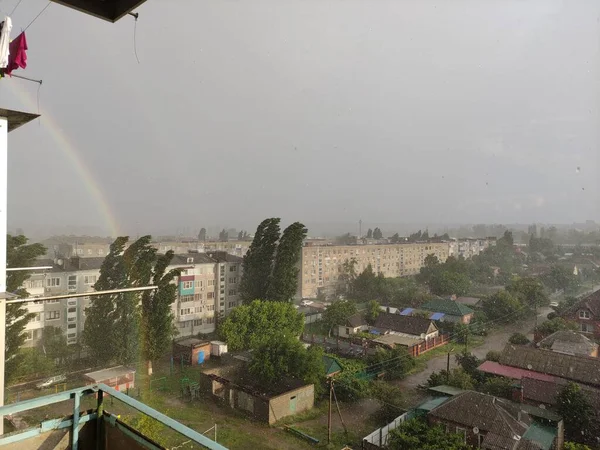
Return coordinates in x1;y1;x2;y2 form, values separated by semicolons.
50;0;147;23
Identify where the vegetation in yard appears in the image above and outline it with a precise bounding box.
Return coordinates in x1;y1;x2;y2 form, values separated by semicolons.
508;332;530;345
388;417;471;449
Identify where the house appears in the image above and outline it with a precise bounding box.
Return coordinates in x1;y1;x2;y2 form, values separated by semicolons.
561;289;600;336
427;391;563;449
200;372;314;424
454;296;482;308
537;330;598;357
84;366;136;392
420;298;475;324
337;313;368;337
323;355;343;377
373;312;439;340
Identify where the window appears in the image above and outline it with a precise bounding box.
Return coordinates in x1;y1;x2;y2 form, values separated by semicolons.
31;313;41;322
195;280;203;288
68;307;77;313
579;310;591;319
183;281;193;289
187;257;194;263
46;278;61;287
46;299;60;304
67;333;76;339
207;292;214;299
46;311;60;320
84;275;97;285
228;301;236;308
207;305;215;311
97;249;104;255
68;317;76;322
24;330;33;341
27;279;44;289
193;319;202;326
180;295;194;303
208;280;215;286
178;321;187;328
455;427;466;443
180;308;191;316
68;275;77;290
68;323;77;329
194;293;203;301
581;323;594;333
68;299;77;306
194;306;202;313
229;266;237;272
206;317;214;324
229;277;238;284
229;289;237;296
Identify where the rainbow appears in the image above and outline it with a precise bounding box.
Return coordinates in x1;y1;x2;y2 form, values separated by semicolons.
5;80;120;237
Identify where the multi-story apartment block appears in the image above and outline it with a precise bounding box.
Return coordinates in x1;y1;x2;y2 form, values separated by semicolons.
448;238;497;259
20;251;243;348
299;241;450;299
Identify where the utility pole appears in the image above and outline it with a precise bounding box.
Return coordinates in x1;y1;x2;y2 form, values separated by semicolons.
328;378;333;445
359;219;362;239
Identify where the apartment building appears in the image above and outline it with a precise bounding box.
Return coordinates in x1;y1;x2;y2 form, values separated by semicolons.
447;237;497;259
20;252;243;348
299;241;450;299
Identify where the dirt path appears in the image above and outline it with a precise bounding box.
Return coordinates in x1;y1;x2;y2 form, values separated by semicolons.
395;307;553;391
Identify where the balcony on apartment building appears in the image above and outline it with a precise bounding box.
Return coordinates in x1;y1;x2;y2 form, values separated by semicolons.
0;383;226;450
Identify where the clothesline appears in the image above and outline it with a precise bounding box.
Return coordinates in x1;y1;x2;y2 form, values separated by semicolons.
10;73;40;84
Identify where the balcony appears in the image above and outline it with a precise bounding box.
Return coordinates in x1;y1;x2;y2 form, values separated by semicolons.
0;383;225;449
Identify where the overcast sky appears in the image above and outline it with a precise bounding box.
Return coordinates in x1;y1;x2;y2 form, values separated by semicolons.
1;0;599;237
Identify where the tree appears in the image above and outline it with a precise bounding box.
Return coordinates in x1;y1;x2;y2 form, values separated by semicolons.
390;233;400;243
249;337;325;395
427;368;474;390
335;233;357;245
239;218;281;303
366;228;373;239
198;228;207;241
536;317;578;336
482;290;524;323
238;230;244;240
564;443;592;450
388;418;471;450
557;382;595;442
353;264;378;301
83;236;158;366
140;251;180;375
219;229;229;242
39;326;70;367
338;258;357;296
365;300;380;325
373;227;383;240
543;265;578;293
218;300;304;350
455;351;481;378
367;346;415;381
6;235;46;383
266;222;307;302
507;277;548;308
371;382;405;423
321;299;357;336
485;350;501;362
508;332;530;345
429;271;471;296
480;377;513;398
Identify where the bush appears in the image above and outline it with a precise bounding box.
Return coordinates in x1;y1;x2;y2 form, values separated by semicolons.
546;312;558;320
485;350;501;362
480;377;513;398
508;333;530;345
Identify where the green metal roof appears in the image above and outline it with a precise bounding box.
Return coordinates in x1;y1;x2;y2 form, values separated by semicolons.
323;356;343;376
428;385;466;396
421;299;475;317
522;423;557;450
415;396;449;412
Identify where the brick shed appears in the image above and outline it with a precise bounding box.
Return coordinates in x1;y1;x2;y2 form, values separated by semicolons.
173;338;211;366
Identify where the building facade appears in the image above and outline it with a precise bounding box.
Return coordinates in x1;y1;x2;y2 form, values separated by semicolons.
20;252;243;348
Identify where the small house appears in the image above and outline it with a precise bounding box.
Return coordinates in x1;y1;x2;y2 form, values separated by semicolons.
374;312;439;340
84;366;135;392
420;299;475;324
173;338;211;365
337;313;368;337
561;289;600;336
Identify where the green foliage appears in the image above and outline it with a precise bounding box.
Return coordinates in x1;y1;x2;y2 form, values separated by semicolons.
333;374;370;402
122;415;166;447
197;228;206;241
321;299;357;336
427;368;474;390
480;377;513;398
365;300;380;325
266;222;308;302
373;227;383;240
543;265;579;293
557;382;595;443
370;382;405;423
455;351;480;376
239;218;281;302
10;347;55;381
485;350;501;362
536;317;578;336
352;265;432;306
39;326;71;366
452;323;470;345
141;251;180;372
6;235;46;383
508;333;530;345
218;300;304;351
506;277;548;307
366;347;415;381
564;442;592;450
418;255;471;296
249;337;326;395
388;418;471;450
84;236;174;367
529;235;555;256
366;228;373;239
219;228;229;242
482;290;525;324
337;258;358;296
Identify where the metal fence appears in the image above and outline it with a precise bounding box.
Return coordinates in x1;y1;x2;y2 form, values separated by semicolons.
362;410;416;449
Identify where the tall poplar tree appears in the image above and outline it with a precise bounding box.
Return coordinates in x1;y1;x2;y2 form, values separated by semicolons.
239;218;281;303
267;222;307;301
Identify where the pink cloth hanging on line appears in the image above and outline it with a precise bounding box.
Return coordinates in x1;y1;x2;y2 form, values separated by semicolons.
5;31;27;75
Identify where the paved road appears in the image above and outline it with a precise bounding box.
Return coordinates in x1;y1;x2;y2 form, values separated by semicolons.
395;306;553;390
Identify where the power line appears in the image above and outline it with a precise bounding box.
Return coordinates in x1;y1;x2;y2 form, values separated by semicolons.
9;0;22;16
22;1;50;33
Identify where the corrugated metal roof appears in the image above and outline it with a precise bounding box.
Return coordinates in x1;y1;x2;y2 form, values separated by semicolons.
477;361;556;382
400;308;413;315
430;312;445;320
522;423;556;450
428;385;466;396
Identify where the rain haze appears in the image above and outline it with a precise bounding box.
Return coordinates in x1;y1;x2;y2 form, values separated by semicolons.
1;0;599;237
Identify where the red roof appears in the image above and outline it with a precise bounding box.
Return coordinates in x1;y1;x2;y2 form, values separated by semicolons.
477;360;556;382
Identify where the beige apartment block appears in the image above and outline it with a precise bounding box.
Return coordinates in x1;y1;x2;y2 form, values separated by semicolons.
299;242;450;299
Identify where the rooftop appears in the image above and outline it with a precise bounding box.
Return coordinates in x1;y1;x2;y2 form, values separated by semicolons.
50;0;147;22
477;360;556;382
538;330;598;356
374;312;437;336
421;298;475;316
84;366;135;382
562;288;600;317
